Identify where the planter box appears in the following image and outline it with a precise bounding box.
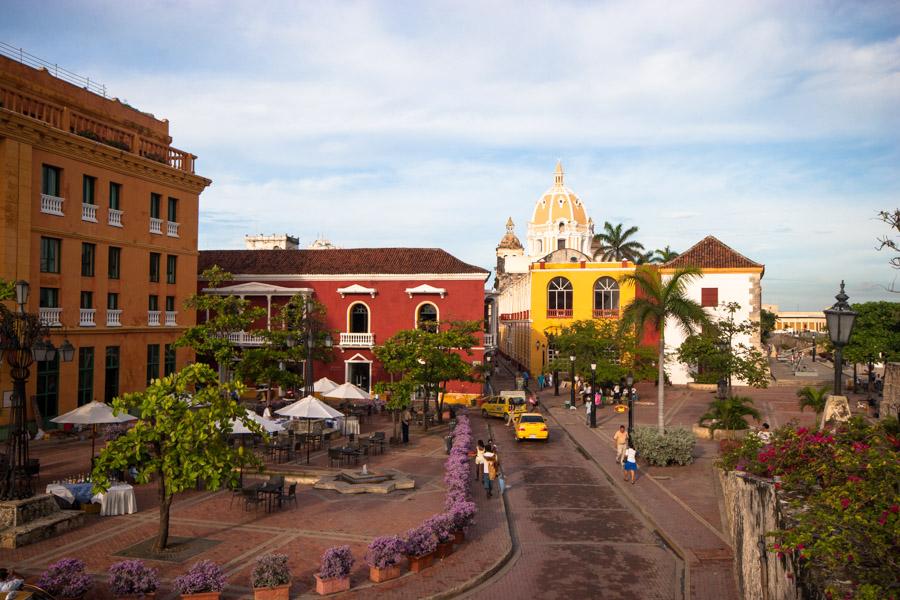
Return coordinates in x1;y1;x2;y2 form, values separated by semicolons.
314;575;349;595
180;593;221;600
452;530;465;545
81;503;101;514
436;541;453;559
369;564;402;583
253;584;290;600
692;425;749;441
407;552;434;572
115;595;157;600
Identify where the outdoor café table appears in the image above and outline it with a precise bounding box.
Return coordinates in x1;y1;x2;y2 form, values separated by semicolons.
340;447;361;465
267;443;292;464
257;483;282;513
343;416;360;437
46;482;94;505
92;483;137;516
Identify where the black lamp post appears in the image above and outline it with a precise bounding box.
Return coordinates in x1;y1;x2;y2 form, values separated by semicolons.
589;362;597;428
625;373;635;445
300;299;333;398
811;332;817;363
569;355;576;408
485;355;492;395
824;281;857;396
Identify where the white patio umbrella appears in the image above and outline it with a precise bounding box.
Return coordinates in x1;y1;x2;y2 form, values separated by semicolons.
229;409;284;435
313;377;338;394
51;401;137;468
324;382;372;403
275;395;344;463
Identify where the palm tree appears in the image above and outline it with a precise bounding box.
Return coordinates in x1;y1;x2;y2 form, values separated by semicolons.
593;222;645;262
635;250;655;265
651;245;680;263
797;384;830;425
698;396;761;436
620;266;712;433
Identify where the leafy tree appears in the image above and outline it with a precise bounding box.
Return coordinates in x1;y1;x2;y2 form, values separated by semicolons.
92;364;264;552
620;266;712;433
796;384;830;423
760;308;777;344
592;221;645;262
843;301;900;396
876;208;900;274
698;396;760;434
651;245;679;263
544;319;656;384
0;279;13;301
634;250;655;265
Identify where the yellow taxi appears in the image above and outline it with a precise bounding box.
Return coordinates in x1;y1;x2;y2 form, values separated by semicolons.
514;412;550;442
480;393;528;419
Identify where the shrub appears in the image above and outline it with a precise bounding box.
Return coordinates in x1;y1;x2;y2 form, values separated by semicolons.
446;499;476;530
403;524;438;558
173;560;226;595
698;396;760;432
365;535;405;569
318;546;354;580
423;513;454;543
38;558;93;599
251;553;291;589
631;427;695;466
108;560;160;596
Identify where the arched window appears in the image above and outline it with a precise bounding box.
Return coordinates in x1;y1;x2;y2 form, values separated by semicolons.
558;221;565;233
349;303;369;333
593;277;619;318
536;239;543;253
417;303;438;330
547;277;573;318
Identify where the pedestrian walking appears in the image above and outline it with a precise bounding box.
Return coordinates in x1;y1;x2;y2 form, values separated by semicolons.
623;445;638;484
401;408;411;444
585;399;591;425
537;373;545;389
474;439;485;481
613;425;628;465
547;373;553;389
483;444;497;498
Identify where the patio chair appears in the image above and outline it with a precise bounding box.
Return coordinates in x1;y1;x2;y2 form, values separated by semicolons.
267;475;285;489
281;482;297;508
328;447;344;468
242;487;263;511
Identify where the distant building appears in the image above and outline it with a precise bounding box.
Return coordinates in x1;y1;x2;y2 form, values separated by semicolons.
244;234;299;250
763;304;826;334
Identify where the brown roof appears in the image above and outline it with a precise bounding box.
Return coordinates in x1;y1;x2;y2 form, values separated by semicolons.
663;236;763;270
198;248;489;277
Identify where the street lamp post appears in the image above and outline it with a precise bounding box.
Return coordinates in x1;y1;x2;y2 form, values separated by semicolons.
589;363;597;428
811;332;817;362
824;281;857;396
485;355;492;395
625;373;635;446
569;355;576;408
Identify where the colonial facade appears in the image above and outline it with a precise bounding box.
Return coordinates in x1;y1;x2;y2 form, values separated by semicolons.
0;54;209;431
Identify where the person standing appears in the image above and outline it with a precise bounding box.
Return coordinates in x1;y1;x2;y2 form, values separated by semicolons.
537;373;545;389
482;444;497;498
547;372;553;389
585;398;592;425
623;445;638;484
401;408;411;444
613;425;628;465
474;439;486;481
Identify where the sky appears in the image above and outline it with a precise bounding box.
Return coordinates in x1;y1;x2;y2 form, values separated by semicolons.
3;0;899;310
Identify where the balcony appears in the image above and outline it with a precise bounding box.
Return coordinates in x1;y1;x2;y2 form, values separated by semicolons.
108;208;123;227
339;332;375;348
106;309;122;327
166;221;180;238
39;307;62;327
81;203;98;223
546;309;573;319
79;308;96;327
165;311;177;326
484;333;495;347
149;218;163;235
592;308;619;319
226;331;268;347
148;310;161;326
40;194;64;216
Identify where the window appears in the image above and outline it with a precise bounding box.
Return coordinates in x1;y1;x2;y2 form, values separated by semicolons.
536;239;543;253
148;295;159;311
36;355;60;420
166;255;177;284
80;291;93;309
150;193;161;219
40;237;61;273
164;296;175;312
81;242;95;276
109;182;121;210
417;303;438;330
164;344;176;376
547;277;573;317
108;246;121;279
167;197;178;221
593;277;620;317
82;175;96;205
41;165;61;196
701;288;719;308
147;344;160;385
107;292;119;309
557;239;566;250
149;252;160;282
350;303;369;333
77;347;94;406
39;287;59;308
104;346;120;403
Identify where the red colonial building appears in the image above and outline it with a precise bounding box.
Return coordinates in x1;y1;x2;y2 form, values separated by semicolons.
197;248;490;402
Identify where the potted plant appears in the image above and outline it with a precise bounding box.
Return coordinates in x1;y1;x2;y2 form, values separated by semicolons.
173;560;226;600
403;525;438;572
424;513;455;559
446;499;477;544
108;560;160;599
250;553;291;600
37;558;93;600
365;535;405;583
315;545;353;595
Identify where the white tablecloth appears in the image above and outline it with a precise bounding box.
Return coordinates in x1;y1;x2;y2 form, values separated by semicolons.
45;483;75;503
343;416;360;436
92;484;137;516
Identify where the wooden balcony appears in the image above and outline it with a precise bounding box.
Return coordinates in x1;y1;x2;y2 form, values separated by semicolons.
546;309;573;319
592;308;619;319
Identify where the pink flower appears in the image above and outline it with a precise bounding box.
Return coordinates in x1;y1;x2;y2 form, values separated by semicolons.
797;427;808;435
851;441;869;453
840;498;851;509
890;504;899;514
878;512;888;526
777;552;784;559
846;475;862;484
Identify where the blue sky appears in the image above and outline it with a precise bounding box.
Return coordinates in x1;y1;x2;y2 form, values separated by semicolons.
3;0;899;310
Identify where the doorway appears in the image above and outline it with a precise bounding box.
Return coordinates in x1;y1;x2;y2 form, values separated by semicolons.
347;361;371;392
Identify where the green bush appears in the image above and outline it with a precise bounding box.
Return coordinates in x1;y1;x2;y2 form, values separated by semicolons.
632;427;695;466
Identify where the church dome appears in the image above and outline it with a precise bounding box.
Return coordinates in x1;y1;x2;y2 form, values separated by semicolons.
497;217;524;250
530;162;588;225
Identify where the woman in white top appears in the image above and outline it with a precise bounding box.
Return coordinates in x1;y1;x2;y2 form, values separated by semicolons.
623;446;638;484
474;440;485;481
482;444;497;497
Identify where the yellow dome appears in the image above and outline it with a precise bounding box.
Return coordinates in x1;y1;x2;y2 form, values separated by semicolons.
530;162;588;225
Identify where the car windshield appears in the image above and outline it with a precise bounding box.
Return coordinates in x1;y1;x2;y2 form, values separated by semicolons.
519;415;544;423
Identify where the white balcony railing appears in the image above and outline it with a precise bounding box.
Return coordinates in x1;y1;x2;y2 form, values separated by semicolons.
39;307;62;327
40;194;64;216
149;217;163;234
148;310;161;326
106;309;122;327
226;331;268;346
108;208;123;227
339;332;375;347
79;308;96;327
484;333;495;347
166;221;180;237
81;203;98;223
165;311;177;326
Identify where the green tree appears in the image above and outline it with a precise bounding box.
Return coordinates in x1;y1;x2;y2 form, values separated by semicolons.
545;319;656;384
843;301;900;397
620;266;712;433
651;245;679;263
760;308;776;344
592;221;645;262
796;384;831;423
876;208;900;273
0;279;13;301
698;396;760;435
92;363;264;552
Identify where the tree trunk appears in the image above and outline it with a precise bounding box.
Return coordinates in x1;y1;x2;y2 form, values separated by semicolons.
436;382;446;424
392;409;399;440
657;331;666;434
154;472;173;552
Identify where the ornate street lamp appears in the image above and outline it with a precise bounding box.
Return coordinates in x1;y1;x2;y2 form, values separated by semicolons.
569;355;576;408
625;373;635;445
589;363;597;428
824;281;857;396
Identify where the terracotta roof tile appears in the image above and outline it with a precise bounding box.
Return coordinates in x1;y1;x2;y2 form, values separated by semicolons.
198;248;489;277
664;236;763;270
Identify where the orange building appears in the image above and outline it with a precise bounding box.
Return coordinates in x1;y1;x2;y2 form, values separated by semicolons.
0;54;210;432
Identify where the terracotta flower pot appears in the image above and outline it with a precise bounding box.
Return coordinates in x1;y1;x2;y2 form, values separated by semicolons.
314;575;350;595
253;584;290;600
452;530;465;545
180;593;221;600
369;564;402;583
436;541;454;559
115;595;157;600
407;553;434;573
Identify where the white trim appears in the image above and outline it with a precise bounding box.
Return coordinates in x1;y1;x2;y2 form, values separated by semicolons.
405;284;447;298
202;273;488;282
414;301;440;329
345;352;373;363
203;282;313;295
346;301;371;333
344;358;372;393
337;284;377;298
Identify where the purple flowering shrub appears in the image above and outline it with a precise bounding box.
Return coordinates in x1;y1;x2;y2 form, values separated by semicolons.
423;513;454;543
38;558;93;599
318;546;354;580
446;499;477;530
173;560;226;595
404;524;439;558
251;553;291;588
365;535;406;569
108;560;160;596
